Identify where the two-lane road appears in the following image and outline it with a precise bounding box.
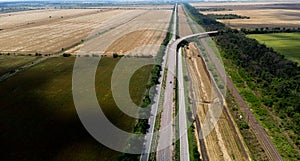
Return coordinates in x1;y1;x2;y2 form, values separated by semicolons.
156;3;178;159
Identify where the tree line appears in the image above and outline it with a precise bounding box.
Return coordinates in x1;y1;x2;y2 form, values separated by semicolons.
198;8;232;12
241;27;300;34
207;14;250;20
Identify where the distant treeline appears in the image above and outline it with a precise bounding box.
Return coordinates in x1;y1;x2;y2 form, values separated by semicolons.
185;3;300;147
241;27;300;34
0;8;36;13
198;7;232;12
207;14;250;20
0;1;174;11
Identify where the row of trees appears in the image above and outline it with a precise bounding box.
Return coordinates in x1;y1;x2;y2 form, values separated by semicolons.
241;27;300;34
207;14;250;20
198;8;232;12
185;3;300;145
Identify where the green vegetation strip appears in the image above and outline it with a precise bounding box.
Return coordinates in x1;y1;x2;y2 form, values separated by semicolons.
0;55;38;75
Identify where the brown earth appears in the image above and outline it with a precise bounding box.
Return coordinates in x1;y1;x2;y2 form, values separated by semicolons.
184;43;251;161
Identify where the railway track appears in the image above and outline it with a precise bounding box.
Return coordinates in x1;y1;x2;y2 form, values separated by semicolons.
226;78;283;161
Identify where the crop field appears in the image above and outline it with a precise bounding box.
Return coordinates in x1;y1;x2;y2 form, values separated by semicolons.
248;33;300;65
0;56;152;161
77;9;172;57
94;5;174;10
0;9;103;29
0;8;171;56
191;2;300;29
190;2;299;8
202;9;300;29
0;9;135;54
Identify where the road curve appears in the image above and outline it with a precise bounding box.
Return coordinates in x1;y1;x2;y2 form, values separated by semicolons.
156;31;218;160
157;31;218;161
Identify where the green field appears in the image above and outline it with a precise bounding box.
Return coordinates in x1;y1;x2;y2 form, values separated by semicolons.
0;55;38;75
248;33;300;65
0;56;152;161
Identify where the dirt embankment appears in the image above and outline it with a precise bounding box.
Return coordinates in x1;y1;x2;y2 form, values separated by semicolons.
184;43;250;161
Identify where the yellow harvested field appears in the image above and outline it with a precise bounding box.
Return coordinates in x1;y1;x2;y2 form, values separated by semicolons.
0;9;136;54
0;8;171;56
93;5;174;10
191;1;300;29
201;9;300;29
78;10;172;56
104;29;166;55
0;9;104;29
190;1;299;7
